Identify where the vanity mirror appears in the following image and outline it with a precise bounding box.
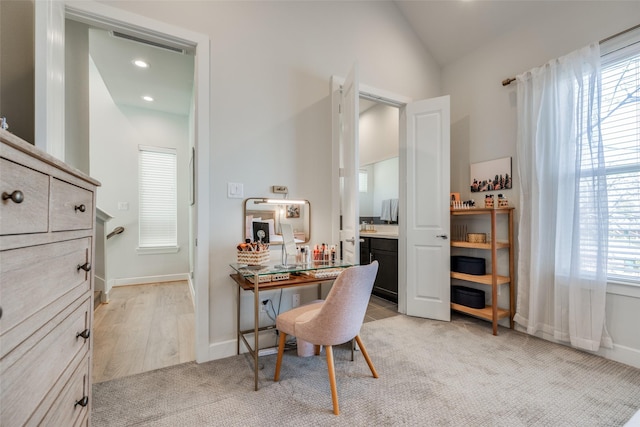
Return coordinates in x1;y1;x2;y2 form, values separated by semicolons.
244;198;311;244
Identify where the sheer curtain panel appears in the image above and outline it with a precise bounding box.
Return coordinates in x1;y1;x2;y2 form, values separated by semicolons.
514;43;612;351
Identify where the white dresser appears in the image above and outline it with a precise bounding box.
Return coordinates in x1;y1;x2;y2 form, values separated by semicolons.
1;129;100;426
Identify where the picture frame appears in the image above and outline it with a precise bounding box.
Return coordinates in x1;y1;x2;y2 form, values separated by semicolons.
286;204;300;218
470;157;512;193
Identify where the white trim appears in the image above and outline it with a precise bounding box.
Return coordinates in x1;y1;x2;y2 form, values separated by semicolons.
136;246;180;255
112;273;190;287
607;282;640;299
65;0;211;364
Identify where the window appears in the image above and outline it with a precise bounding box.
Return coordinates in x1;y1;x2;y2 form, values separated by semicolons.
599;33;640;283
138;145;178;250
359;170;368;193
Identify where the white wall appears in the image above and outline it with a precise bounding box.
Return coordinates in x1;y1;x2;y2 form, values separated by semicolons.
89;57;190;283
442;1;640;367
359;103;399;166
102;0;441;354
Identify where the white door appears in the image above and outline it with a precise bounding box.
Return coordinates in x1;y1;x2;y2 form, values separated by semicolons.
339;64;360;265
402;97;451;320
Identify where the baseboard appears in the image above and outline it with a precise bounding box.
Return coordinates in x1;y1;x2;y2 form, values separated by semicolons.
205;330;279;362
95;275;105;292
598;343;640;369
112;273;190;287
516;325;640;369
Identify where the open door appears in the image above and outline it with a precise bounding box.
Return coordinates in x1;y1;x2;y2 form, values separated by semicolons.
401;96;451;320
334;66;450;320
338;63;360;265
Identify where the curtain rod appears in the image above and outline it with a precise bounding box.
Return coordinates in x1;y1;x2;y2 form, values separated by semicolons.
501;23;640;86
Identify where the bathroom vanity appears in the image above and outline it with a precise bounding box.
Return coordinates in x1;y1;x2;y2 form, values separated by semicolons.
360;228;398;302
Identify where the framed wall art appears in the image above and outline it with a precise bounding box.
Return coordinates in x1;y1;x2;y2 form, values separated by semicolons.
470;157;512;193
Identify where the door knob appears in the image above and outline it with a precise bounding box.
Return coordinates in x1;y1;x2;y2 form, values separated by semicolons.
436;234;449;240
345;237;356;244
75;204;86;212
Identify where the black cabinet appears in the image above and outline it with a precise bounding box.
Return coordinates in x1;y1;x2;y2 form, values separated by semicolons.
361;237;398;302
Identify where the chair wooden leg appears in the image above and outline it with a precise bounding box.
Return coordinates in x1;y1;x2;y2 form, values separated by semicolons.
274;332;287;381
325;345;339;415
355;335;378;378
314;345;321;356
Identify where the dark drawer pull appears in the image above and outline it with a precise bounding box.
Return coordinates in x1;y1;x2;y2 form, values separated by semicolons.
76;329;90;340
75;204;86;213
2;190;24;204
75;396;89;408
77;262;91;272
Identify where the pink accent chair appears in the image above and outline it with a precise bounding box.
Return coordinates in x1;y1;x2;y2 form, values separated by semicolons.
273;261;380;415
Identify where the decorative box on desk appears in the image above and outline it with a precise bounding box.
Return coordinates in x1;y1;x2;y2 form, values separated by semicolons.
450;207;515;335
236;250;270;266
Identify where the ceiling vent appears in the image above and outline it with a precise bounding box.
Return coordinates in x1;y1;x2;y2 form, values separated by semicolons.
110;31;186;54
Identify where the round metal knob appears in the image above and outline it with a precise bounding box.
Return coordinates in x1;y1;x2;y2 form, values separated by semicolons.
76;329;90;340
75;204;86;213
77;262;92;272
2;190;24;204
75;396;89;408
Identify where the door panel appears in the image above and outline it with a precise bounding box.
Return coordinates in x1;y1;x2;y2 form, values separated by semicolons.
339;63;360;265
403;96;451;320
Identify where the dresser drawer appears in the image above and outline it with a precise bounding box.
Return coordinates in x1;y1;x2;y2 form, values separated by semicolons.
0;238;92;356
0;297;91;426
51;178;94;231
0;158;49;235
40;354;90;427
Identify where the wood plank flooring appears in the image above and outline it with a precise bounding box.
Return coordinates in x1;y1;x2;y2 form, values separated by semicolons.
92;281;195;383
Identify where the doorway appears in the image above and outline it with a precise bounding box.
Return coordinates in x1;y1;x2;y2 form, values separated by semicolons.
56;2;211;366
332;70;451;319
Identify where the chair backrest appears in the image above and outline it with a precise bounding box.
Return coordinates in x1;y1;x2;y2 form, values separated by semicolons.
295;261;379;346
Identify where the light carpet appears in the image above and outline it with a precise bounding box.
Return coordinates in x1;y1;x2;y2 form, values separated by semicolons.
92;314;640;426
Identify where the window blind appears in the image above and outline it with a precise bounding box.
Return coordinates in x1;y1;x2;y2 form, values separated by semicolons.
359;170;368;193
138;145;177;248
599;39;640;282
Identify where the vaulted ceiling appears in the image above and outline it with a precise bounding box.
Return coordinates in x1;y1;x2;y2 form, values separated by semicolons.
87;1;563;116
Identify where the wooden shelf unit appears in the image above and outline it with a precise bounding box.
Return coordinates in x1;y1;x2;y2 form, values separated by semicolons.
450;207;515;335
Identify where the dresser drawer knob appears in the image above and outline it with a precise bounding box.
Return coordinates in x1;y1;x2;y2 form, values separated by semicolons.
77;262;92;272
2;190;24;204
75;396;89;408
76;329;91;340
74;204;86;213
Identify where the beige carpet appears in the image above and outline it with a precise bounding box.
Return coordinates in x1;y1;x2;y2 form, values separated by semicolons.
92;314;640;426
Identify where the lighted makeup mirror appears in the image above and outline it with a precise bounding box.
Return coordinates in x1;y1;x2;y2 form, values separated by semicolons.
243;198;311;245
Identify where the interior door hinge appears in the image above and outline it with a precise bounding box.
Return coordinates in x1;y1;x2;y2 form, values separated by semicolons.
338;104;341;114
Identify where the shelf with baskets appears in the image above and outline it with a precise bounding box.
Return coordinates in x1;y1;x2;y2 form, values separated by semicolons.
450;207;515;335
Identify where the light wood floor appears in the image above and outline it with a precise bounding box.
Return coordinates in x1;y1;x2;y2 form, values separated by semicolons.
92;281;195;383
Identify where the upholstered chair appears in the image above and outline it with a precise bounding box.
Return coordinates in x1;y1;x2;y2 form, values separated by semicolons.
273;261;379;415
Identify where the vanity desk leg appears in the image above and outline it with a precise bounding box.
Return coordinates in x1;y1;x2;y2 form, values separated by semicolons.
253;272;260;391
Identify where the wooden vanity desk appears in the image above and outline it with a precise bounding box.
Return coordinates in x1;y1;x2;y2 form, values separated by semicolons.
230;261;352;391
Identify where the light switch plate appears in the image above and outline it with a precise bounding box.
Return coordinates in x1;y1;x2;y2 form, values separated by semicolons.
117;202;129;211
228;182;244;199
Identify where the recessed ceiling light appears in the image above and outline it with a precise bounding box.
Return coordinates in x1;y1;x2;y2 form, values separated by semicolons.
142;95;154;102
134;59;149;68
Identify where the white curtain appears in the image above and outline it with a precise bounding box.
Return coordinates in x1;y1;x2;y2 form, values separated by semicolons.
514;43;612;351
